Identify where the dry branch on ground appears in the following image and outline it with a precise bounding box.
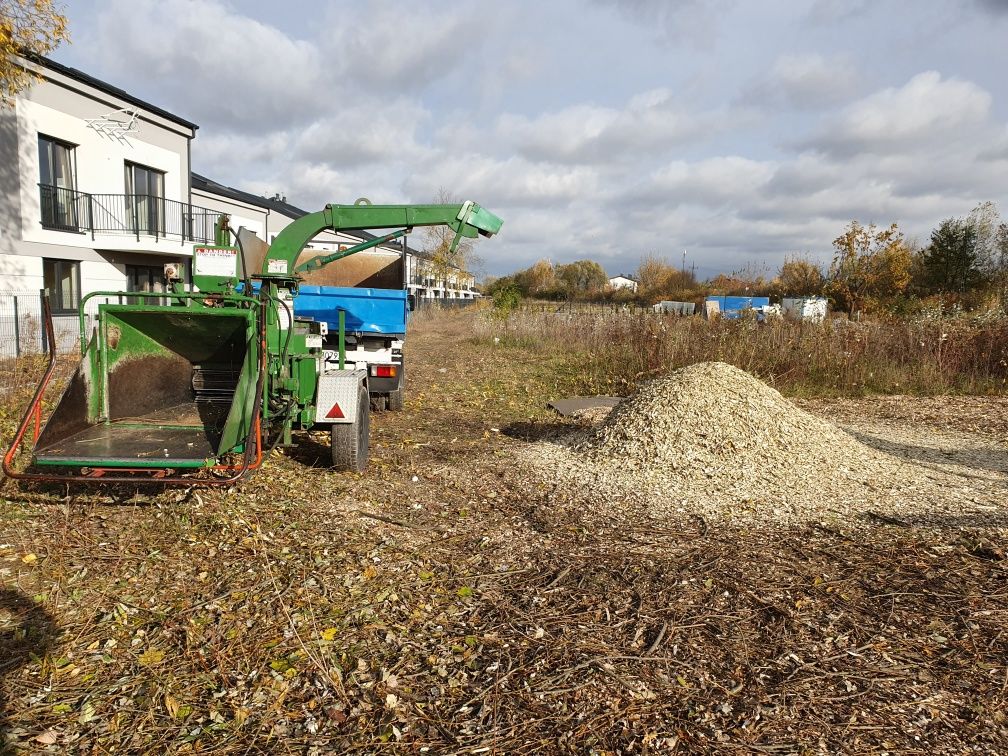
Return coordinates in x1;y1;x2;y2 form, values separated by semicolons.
1;310;1006;753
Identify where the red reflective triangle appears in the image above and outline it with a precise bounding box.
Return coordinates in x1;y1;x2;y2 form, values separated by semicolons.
325;402;345;419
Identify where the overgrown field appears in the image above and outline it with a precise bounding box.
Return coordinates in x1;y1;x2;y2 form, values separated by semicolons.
476;304;1008;397
0;309;1006;753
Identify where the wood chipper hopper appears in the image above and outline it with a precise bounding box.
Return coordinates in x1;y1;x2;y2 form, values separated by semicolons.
3;288;267;484
4;200;502;486
37;296;260;471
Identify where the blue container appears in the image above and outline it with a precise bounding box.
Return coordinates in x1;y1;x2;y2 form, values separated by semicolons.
294;285;409;336
706;295;770;320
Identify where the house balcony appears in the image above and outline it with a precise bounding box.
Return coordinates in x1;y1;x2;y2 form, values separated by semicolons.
38;183;221;245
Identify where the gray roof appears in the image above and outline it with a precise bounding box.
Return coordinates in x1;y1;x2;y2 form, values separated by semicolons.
33;54;198;131
191;172;444;262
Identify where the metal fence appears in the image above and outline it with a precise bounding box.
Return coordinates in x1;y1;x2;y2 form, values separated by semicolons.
0;291;127;358
39;184;220;244
413;297;481;310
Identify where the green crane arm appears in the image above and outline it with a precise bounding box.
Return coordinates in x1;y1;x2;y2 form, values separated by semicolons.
262;201;503;277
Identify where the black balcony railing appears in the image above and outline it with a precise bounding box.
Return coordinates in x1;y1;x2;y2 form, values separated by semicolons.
39;184;220;244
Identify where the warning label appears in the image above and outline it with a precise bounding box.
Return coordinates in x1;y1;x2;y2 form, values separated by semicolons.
194;247;237;277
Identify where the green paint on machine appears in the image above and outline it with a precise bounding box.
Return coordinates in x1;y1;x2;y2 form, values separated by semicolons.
13;201;502;484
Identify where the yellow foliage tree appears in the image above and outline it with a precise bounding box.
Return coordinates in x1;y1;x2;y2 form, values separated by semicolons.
776;256;824;296
421;187;479;291
636;253;697;301
0;0;70;107
518;259;557;295
826;221;912;313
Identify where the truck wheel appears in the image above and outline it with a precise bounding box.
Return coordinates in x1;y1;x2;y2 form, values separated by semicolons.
370;394;388;412
388;363;405;411
330;384;370;472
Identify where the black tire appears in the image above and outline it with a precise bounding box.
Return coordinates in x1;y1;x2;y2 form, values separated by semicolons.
387;362;405;411
330;384;370;472
370;394;388;412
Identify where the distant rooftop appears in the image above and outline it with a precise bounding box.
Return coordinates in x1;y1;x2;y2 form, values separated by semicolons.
191;172;430;256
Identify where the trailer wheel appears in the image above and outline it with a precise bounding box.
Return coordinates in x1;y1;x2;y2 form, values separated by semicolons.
330;384;370;472
387;362;405;411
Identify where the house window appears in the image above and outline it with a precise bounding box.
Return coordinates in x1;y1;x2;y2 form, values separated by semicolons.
43;259;80;313
125;161;165;234
38;135;79;231
125;264;169;305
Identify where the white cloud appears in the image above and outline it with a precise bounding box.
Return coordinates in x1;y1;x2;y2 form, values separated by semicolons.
405;154;600;207
497;89;711;164
744;53;861;109
293;99;431;168
86;0;324;132
638;156;776;207
593;0;737;47
320;2;474;90
807;71;993;156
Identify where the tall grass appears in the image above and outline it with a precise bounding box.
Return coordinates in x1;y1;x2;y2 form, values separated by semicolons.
474;309;1008;396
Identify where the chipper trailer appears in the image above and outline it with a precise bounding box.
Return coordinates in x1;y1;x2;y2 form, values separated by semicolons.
3;200;502;485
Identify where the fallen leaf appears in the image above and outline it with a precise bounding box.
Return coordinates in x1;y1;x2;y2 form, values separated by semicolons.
138;648;165;666
78;701;95;725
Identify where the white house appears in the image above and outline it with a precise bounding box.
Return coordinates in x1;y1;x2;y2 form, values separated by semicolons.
0;55;479;354
0;54;212;351
608;274;638;293
0;54;206;317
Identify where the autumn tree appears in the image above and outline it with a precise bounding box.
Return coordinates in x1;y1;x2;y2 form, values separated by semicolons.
0;0;69;106
514;259;557;296
826;221;913;313
555;259;608;296
637;254;674;293
776;256;824;295
636;253;697;301
421;187;480;290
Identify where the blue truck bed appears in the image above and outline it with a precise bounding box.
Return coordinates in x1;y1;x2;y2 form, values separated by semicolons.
294;285;409;336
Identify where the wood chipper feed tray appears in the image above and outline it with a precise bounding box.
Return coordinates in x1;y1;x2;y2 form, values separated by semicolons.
521;362;1006;527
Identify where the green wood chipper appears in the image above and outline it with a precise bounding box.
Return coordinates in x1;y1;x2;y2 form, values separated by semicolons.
3;200;502;486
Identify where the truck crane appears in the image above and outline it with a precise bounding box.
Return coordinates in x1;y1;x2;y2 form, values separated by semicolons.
3;200;502;486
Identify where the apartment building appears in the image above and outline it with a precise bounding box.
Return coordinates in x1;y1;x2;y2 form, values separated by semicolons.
0;55;477;354
0;55;208;307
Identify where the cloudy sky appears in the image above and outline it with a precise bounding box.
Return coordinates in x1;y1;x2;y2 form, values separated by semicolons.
55;0;1008;278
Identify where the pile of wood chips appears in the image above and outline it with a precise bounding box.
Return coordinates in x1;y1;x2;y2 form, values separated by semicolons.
525;362;1005;527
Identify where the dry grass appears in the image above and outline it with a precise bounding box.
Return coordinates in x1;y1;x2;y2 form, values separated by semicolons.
0;309;1006;753
475;307;1008;397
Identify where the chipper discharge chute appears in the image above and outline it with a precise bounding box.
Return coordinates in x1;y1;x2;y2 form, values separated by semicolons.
4;200;502;486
